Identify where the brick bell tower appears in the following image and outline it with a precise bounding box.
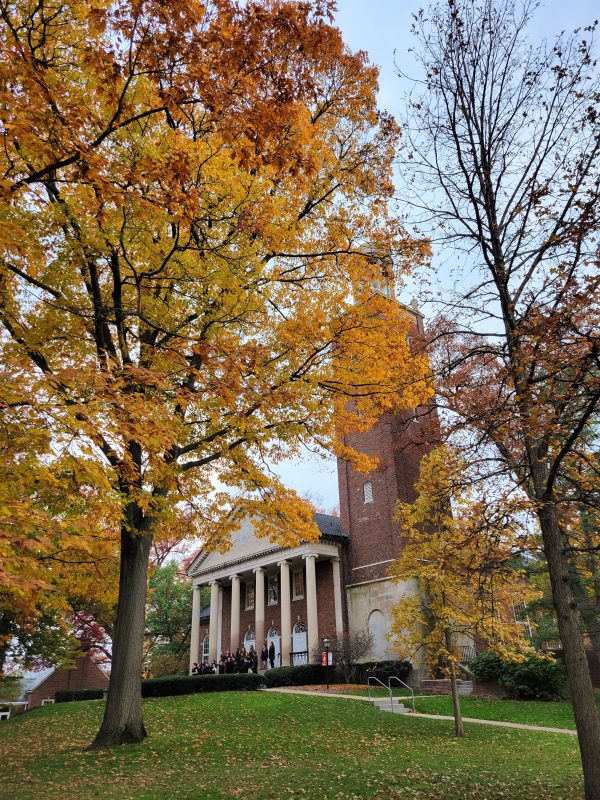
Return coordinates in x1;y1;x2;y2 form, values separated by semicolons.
337;299;438;662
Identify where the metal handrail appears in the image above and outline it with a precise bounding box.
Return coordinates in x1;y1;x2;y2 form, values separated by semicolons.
367;676;394;711
388;676;415;713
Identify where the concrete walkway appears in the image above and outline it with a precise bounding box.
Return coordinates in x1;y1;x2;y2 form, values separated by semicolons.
264;687;577;736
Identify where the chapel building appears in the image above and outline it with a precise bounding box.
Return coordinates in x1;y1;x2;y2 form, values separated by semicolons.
186;301;438;673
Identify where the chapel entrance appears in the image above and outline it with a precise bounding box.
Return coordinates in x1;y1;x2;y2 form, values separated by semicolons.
292;620;308;665
267;624;281;668
244;628;256;652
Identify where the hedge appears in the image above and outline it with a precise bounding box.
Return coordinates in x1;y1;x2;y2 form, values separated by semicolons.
354;660;412;686
470;651;567;700
263;663;335;687
56;672;265;703
262;660;412;688
142;672;265;697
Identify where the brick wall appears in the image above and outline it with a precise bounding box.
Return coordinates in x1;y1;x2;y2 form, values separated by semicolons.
337;307;439;587
26;655;109;709
338;407;437;584
316;559;336;643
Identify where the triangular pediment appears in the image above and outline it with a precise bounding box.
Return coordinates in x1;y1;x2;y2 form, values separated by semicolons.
187;517;281;577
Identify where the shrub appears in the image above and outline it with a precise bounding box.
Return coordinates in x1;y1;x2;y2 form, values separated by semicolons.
55;688;105;703
354;660;412;687
262;660;412;688
148;650;189;677
500;655;567;701
470;651;567;700
56;673;266;703
141;672;265;697
469;651;507;681
263;664;335;687
0;676;23;702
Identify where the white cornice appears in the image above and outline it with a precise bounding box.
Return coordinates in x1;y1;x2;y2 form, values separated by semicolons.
191;541;340;587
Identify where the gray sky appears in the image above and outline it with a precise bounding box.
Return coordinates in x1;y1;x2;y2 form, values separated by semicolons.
274;0;600;513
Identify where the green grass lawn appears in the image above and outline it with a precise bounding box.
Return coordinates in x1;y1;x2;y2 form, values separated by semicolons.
411;694;583;729
0;691;582;800
340;688;600;730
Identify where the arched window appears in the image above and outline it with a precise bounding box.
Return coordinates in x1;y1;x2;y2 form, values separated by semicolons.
244;629;255;647
202;634;210;663
291;620;308;665
368;609;388;660
293;620;307;634
267;624;280;638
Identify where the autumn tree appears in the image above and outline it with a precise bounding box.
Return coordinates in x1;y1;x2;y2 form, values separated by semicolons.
145;563;193;675
388;446;536;737
399;0;600;791
0;0;431;747
0;404;119;674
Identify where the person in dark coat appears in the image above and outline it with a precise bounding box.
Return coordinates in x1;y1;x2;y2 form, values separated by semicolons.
268;641;275;669
249;645;258;674
261;643;268;670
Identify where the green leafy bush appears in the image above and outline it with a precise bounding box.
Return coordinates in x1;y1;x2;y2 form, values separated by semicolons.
148;651;189;677
354;660;412;686
0;676;23;702
263;664;334;687
141;672;265;697
500;655;567;700
470;651;567;700
469;651;507;681
263;660;412;688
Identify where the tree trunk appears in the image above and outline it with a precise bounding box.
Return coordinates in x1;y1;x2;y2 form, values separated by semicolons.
539;502;600;800
90;519;152;748
449;660;463;738
444;628;463;738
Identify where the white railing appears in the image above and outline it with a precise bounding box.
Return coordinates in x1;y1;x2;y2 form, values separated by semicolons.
388;676;415;713
367;676;394;710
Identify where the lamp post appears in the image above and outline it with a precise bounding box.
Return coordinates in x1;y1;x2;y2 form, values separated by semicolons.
322;637;331;690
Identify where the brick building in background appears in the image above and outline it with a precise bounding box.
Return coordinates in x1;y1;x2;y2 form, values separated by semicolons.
186;300;438;676
20;655;109;710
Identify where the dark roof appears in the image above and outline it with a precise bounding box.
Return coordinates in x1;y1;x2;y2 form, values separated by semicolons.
313;512;347;541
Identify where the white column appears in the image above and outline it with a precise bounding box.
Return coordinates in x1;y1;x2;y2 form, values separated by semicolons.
217;584;223;657
332;557;344;639
254;567;265;654
278;560;292;667
208;580;220;662
189;584;202;674
304;553;319;662
230;574;241;651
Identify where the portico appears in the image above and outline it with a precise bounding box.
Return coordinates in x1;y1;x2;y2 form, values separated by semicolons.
187;514;347;672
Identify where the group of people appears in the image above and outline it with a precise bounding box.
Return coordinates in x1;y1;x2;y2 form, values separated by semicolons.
192;641;277;675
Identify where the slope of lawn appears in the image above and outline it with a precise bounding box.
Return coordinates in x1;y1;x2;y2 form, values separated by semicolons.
342;688;600;730
0;691;582;800
411;694;583;729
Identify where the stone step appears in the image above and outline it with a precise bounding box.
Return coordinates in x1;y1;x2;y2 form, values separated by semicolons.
372;699;409;714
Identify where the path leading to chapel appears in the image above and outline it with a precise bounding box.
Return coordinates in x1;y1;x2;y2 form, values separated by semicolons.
263;687;578;736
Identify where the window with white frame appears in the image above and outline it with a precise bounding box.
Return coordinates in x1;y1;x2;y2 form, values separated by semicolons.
363;481;373;503
202;634;210;663
292;569;304;600
267;574;279;605
244;581;255;610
